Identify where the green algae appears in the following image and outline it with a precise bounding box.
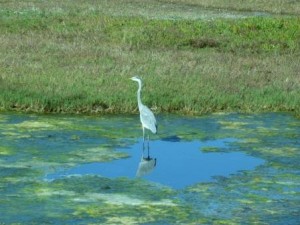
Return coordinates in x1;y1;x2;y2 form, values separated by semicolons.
14;120;56;130
257;146;299;158
201;146;222;152
1;131;32;139
19;175;189;224
67;146;129;164
218;121;249;129
0;115;8;123
0;146;11;155
184;164;300;223
0;112;299;224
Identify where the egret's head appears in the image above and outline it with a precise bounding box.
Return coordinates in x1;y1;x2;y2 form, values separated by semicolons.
130;76;142;83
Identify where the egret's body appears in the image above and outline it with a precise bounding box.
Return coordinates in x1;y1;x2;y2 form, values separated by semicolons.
130;76;157;145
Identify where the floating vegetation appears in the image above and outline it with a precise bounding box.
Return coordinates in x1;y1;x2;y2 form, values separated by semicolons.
0;146;11;155
14;121;55;130
0;114;8;123
218;121;249;129
201;146;221;152
67;146;129;163
0;112;299;224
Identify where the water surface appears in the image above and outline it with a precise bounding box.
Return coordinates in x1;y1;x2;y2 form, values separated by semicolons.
0;112;299;224
47;138;264;189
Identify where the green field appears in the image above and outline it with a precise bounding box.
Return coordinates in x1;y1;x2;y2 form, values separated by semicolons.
0;0;300;116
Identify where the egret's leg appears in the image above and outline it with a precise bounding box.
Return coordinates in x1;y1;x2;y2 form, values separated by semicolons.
146;134;150;158
142;126;145;151
147;134;150;151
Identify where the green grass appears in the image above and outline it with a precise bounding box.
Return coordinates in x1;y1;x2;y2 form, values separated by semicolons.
163;0;300;14
0;0;300;115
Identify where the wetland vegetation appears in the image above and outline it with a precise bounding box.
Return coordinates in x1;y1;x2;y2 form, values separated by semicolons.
0;1;300;223
0;112;300;224
0;0;300;116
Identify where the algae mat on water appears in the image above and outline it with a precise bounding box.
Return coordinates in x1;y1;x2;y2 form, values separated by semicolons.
0;112;299;224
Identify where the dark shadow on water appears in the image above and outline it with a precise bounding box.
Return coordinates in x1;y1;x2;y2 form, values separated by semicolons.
161;135;181;142
47;138;264;189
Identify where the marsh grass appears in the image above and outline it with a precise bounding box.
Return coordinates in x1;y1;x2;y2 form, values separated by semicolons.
165;0;300;15
0;0;299;115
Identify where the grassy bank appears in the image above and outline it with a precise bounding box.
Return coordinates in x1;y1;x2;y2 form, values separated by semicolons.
0;0;300;115
164;0;300;15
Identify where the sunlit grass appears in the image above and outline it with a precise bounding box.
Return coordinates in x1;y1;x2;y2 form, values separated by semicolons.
163;0;300;14
0;0;299;115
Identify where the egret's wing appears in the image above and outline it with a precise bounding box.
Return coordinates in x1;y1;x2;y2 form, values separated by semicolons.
140;105;157;134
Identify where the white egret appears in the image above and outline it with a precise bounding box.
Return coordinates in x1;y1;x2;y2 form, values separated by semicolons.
130;76;157;148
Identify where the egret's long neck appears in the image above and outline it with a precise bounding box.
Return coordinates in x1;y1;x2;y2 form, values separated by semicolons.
137;80;143;109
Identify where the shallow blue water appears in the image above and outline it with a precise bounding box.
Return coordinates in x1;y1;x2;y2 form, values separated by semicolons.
47;138;264;189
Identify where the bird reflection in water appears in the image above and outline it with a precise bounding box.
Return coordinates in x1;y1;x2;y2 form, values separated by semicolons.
136;145;157;177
